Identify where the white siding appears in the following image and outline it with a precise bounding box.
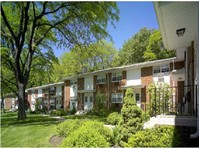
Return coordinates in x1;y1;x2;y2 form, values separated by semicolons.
56;85;62;96
126;69;141;86
153;72;170;84
70;84;77;97
38;89;42;97
84;76;93;90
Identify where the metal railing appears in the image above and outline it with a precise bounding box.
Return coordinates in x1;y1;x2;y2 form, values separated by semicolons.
147;85;197;117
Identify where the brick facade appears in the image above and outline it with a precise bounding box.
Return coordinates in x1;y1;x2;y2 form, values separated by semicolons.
141;66;153;104
65;80;70;111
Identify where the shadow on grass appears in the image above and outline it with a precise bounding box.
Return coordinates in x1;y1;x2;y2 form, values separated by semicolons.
1;112;61;127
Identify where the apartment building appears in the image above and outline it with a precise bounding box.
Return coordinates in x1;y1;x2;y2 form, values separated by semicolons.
26;82;64;111
154;2;199;137
63;57;184;112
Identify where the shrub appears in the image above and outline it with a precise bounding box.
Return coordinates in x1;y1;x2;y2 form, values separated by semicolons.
117;88;143;146
60;125;109;147
107;112;121;125
59;120;113;147
70;106;76;114
141;110;150;122
56;119;82;137
50;109;66;116
127;126;181;147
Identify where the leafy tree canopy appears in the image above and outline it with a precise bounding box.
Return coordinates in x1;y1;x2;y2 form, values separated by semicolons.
144;30;175;61
51;40;118;82
1;2;119;119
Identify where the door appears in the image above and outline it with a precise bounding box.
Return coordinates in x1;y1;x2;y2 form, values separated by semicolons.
84;94;93;110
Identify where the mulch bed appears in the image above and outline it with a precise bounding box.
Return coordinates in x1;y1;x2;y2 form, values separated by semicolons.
49;135;64;147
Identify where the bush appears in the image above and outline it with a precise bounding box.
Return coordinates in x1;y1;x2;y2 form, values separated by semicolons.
50;109;66;116
127;126;181;147
60;125;109;147
117;88;143;146
107;112;121;125
70;106;76;114
56;119;82;137
59;120;113;147
141;110;150;122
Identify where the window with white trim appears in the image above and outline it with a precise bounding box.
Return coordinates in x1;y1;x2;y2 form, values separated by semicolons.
112;72;122;82
111;93;123;103
97;75;106;84
153;64;169;74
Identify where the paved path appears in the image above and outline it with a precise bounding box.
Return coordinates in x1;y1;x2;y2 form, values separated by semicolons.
144;115;197;129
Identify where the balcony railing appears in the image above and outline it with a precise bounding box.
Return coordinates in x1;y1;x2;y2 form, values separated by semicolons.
146;85;197;117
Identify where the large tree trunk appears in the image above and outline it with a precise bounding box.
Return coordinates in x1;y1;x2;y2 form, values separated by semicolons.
1;96;5;114
18;83;26;119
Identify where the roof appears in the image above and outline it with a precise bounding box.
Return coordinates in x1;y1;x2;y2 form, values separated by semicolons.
63;57;177;80
26;82;64;91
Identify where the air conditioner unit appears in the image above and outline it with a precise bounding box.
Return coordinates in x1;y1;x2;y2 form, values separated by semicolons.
158;73;164;82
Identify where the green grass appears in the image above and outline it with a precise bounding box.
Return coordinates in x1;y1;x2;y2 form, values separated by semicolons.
1;112;108;147
1;112;60;147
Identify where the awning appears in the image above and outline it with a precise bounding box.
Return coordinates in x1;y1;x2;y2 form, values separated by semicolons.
121;84;144;90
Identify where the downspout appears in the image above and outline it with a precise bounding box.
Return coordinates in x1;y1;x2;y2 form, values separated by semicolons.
190;2;199;138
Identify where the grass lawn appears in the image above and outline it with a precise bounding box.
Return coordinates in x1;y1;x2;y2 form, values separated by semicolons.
1;112;59;147
1;111;108;147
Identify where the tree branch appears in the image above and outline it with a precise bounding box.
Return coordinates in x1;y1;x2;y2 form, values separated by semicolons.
1;5;18;44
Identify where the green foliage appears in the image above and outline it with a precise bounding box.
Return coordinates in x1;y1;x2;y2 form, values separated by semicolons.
51;40;118;81
144;30;175;61
141;110;150;122
116;88;143;146
127;126;181;147
117;28;153;66
92;92;109;116
107;112;121;125
1;2;119;119
50;109;67;116
59;120;113;147
148;82;173;116
56;119;82;137
70;106;76;115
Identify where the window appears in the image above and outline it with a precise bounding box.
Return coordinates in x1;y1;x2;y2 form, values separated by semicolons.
153;64;169;74
135;93;140;103
111;93;123;103
161;65;169;73
97;75;106;84
90;96;93;102
153;66;160;74
85;97;87;103
112;73;122;82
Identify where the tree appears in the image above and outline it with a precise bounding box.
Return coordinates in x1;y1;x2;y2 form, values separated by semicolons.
116;88;143;146
117;28;153;66
51;40;117;82
144;30;175;61
1;2;119;119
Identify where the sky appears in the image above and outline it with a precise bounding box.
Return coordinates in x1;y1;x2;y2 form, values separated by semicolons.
54;2;159;58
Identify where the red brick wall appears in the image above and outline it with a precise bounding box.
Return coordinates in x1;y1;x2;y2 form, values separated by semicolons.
78;78;84;90
170;61;185;71
4;98;12;109
141;66;153;104
65;80;70;111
